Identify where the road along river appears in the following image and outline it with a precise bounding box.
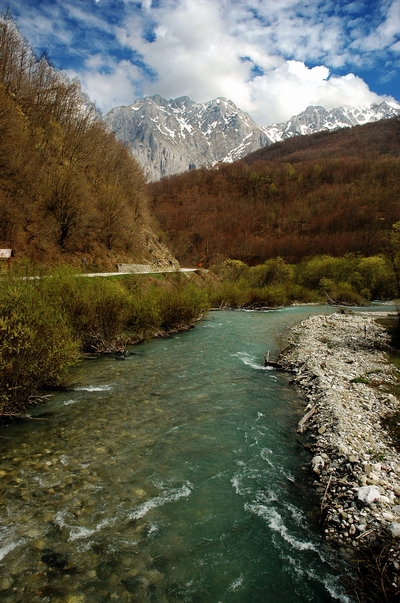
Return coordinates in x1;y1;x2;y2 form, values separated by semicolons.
0;305;392;602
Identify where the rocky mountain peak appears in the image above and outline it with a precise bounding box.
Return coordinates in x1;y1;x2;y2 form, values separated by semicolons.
104;96;400;181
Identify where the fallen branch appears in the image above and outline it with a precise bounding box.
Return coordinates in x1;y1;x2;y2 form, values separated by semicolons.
297;405;317;433
355;528;375;541
320;474;332;513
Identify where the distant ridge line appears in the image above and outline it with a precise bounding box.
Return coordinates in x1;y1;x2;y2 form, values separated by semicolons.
104;96;400;181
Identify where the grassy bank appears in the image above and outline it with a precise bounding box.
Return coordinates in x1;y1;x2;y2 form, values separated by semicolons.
0;265;210;418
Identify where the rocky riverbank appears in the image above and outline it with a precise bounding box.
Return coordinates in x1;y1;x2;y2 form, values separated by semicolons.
279;310;400;596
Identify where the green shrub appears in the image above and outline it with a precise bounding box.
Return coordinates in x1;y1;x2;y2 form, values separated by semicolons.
356;255;396;299
47;273;133;352
219;259;249;282
155;284;209;329
247;257;293;288
208;281;250;308
319;277;364;305
0;278;79;416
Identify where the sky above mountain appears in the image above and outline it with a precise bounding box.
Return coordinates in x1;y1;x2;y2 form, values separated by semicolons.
2;0;400;126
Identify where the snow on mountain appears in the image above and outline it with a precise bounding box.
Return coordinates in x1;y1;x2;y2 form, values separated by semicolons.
104;96;400;181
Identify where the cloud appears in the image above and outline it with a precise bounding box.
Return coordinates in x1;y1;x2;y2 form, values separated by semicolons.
351;0;400;52
247;62;384;124
129;0;257;110
110;0;389;124
67;55;143;110
6;0;400;125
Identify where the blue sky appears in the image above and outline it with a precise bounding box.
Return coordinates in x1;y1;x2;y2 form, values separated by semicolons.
2;0;400;125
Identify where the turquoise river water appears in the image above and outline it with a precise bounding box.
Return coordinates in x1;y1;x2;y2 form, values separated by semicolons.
1;305;390;603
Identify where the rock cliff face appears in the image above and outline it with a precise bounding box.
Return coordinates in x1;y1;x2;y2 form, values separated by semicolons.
269;102;400;140
105;95;270;181
105;96;400;181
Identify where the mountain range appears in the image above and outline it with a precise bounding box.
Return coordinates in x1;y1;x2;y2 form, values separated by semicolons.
104;96;400;181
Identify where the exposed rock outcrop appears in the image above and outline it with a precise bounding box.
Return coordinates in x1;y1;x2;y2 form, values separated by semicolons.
105;96;400;181
105;95;270;181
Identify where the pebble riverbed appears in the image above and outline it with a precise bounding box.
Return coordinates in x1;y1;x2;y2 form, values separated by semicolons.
279;310;400;587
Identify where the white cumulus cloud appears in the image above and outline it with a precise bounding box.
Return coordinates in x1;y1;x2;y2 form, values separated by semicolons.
9;0;400;124
108;0;389;124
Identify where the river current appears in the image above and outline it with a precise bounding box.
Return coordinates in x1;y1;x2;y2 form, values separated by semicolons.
1;305;385;603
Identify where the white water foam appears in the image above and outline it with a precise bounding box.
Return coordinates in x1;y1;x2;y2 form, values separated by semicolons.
280;554;351;602
73;385;113;392
55;509;112;541
231;475;244;496
260;448;295;482
246;502;319;554
231;469;277;499
231;351;274;371
283;554;352;603
227;574;244;592
69;526;96;541
246;500;351;598
260;447;274;468
247;498;346;592
0;539;22;562
55;509;70;529
128;483;192;521
147;522;159;536
63;399;77;406
286;502;306;527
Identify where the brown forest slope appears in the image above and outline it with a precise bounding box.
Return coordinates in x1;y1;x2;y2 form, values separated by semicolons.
243;118;400;165
0;16;169;270
149;117;400;266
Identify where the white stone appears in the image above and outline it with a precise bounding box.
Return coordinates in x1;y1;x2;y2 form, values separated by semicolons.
311;456;325;474
367;472;380;483
388;523;400;537
357;486;381;505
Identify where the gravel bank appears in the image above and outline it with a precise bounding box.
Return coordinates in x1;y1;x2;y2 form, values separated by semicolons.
279;310;400;590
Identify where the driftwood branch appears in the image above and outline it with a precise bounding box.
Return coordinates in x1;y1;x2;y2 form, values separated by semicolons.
264;350;282;369
297;405;317;433
320;474;332;513
324;290;336;304
355;528;374;541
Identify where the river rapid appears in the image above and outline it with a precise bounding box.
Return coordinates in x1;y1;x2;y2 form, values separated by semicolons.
1;305;385;603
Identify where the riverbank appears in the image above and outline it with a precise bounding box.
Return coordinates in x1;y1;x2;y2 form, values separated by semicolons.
0;268;211;419
279;310;400;600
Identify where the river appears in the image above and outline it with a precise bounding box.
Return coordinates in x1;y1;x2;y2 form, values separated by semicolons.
1;305;390;603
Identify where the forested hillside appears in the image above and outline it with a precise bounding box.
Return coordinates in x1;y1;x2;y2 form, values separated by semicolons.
0;15;164;269
149;118;400;266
